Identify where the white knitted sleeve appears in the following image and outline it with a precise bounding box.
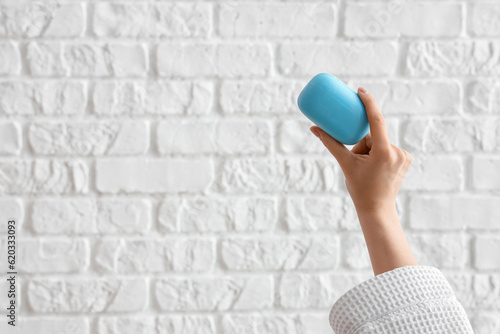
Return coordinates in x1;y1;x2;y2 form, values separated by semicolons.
329;265;474;334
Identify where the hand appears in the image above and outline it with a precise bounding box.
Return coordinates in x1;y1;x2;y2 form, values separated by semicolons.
310;87;413;215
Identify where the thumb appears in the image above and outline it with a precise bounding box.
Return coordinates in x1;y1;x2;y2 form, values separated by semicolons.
310;126;352;168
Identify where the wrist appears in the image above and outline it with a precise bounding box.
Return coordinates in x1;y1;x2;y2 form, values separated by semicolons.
355;201;397;217
355;204;417;276
355;202;399;227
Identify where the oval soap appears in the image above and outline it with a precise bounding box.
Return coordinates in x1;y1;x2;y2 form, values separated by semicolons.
297;73;369;145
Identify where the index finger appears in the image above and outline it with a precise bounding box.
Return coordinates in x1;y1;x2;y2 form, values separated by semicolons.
357;88;391;151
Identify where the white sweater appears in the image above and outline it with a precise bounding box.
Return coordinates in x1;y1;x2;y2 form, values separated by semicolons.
329;265;474;333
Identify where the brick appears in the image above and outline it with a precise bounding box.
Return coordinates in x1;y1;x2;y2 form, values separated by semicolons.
16;318;89;334
465;80;500;114
401;118;496;153
154;276;273;311
406;233;467;269
474;236;500;270
279;273;367;309
158;120;213;154
492;119;500;151
444;273;474;308
107;45;148;77
471;312;500;334
345;3;462;37
346;80;461;115
0;81;87;115
40;81;88;114
94;3;210;37
93;3;146;36
29;121;149;155
472;274;500;310
65;43;148;77
0;160;88;194
285;196;358;231
216;120;272;154
96;159;213;193
157;120;271;155
401;155;462;191
385;118;399;146
28;42;148;77
279;42;398;77
0;121;21;154
62;43;108;76
28;278;147;313
0;82;36;115
0;257;6;281
409;195;500;230
278;119;330;154
0;41;21;75
470;4;500;37
158;316;215;334
93;81;144;115
157;43;272;78
19;238;89;273
94;238;215;273
93;238;119;273
298;314;335;334
218;158;338;193
26;42;66;76
0;3;85;37
222;314;295;334
93;80;213;115
97;317;155;334
221;236;339;270
222;314;331;334
407;41;500;76
0;198;23;233
45;3;85;37
218;3;337;37
343;233;370;269
96;199;151;234
31;198;151;234
158;196;277;232
32;199;94;234
219;80;301;114
472;156;500;190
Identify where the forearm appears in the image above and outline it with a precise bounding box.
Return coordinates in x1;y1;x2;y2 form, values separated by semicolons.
356;204;418;276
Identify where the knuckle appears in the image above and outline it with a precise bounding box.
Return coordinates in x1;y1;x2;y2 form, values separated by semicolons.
397;150;406;161
407;152;413;163
377;145;392;157
400;149;413;162
390;147;407;163
392;145;402;154
371;114;385;124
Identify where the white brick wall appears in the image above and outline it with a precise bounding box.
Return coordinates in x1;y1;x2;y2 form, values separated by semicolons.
0;1;499;333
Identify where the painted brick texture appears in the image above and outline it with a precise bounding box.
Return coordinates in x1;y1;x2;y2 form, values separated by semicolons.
0;1;498;333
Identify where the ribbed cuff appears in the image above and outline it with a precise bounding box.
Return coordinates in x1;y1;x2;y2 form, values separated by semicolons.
329;265;463;334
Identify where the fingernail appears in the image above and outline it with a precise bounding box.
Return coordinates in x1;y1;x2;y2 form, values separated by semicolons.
358;87;367;94
310;127;321;139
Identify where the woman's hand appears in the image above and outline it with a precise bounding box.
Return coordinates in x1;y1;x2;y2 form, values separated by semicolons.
310;87;418;275
310;87;413;215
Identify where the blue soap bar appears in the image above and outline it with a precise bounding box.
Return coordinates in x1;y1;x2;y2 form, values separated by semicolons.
297;73;369;145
